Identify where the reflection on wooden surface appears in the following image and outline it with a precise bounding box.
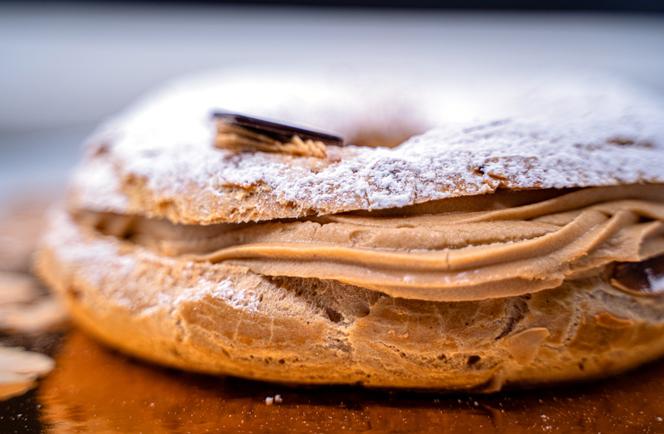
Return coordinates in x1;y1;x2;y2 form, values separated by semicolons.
40;330;664;433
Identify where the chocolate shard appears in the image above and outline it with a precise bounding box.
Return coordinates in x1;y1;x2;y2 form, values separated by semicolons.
212;111;344;147
610;255;664;296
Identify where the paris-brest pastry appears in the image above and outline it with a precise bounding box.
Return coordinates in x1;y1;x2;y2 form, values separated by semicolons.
36;71;664;391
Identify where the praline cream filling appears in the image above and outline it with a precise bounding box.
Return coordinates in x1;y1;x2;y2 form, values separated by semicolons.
75;184;664;302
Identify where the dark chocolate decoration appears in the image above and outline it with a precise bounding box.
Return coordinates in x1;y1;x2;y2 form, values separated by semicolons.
212;111;344;146
610;255;664;296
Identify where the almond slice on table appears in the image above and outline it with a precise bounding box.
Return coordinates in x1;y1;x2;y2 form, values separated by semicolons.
0;270;67;333
0;371;37;400
0;297;68;334
0;271;39;305
0;346;54;400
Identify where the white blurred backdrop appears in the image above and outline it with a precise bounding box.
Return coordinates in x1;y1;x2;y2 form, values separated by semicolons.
2;3;664;200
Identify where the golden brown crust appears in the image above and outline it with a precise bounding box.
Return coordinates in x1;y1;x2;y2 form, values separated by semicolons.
35;211;664;390
36;73;664;389
68;73;664;225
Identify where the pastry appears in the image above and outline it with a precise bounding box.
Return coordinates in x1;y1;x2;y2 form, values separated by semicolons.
35;71;664;390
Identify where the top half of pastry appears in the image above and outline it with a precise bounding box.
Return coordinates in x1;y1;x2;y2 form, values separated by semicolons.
68;70;664;226
45;70;664;304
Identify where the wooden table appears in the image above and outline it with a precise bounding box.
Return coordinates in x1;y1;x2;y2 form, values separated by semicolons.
2;196;664;433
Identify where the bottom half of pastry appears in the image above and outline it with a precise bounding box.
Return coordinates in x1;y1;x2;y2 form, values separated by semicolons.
35;211;664;392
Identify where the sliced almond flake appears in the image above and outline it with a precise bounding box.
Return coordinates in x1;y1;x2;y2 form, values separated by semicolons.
0;271;39;305
0;297;68;333
0;372;35;401
0;346;54;375
0;346;54;401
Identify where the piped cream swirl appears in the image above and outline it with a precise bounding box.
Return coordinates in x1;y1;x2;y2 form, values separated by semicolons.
78;184;664;301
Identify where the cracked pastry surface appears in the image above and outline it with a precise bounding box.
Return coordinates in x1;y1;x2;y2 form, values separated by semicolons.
36;71;664;390
36;205;664;390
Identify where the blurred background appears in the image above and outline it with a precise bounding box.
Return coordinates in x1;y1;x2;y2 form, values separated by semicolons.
2;1;664;203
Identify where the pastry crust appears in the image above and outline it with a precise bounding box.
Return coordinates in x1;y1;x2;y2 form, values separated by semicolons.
36;211;664;390
36;71;664;390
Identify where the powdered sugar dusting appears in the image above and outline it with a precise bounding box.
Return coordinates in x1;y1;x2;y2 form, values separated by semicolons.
647;269;664;293
71;70;664;222
71;157;128;214
44;211;134;288
174;278;260;312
